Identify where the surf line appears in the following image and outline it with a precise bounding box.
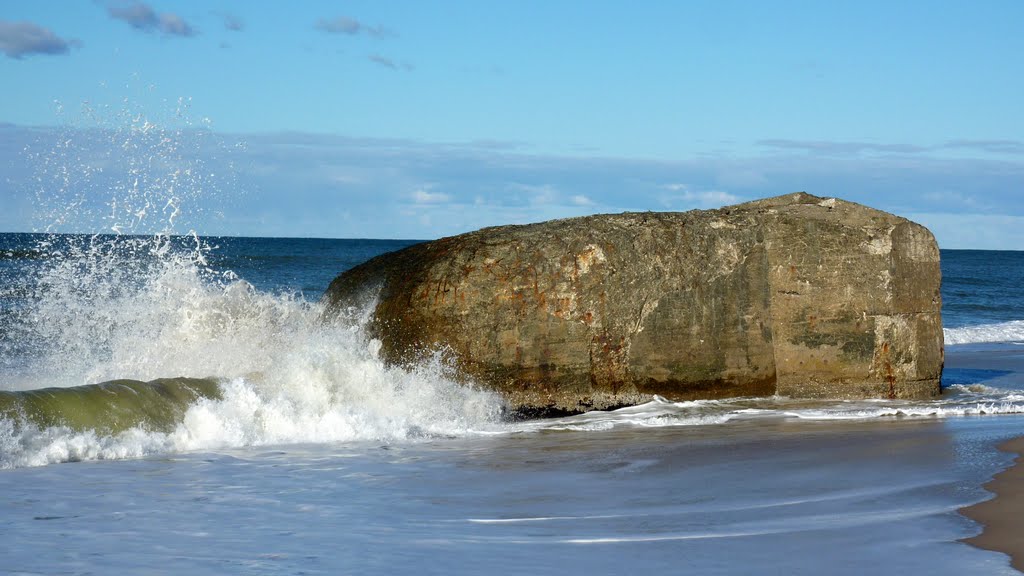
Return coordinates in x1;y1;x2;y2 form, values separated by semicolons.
960;436;1024;573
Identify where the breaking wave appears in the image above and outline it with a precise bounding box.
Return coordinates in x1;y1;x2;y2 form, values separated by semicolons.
0;97;505;469
0;234;506;469
944;320;1024;345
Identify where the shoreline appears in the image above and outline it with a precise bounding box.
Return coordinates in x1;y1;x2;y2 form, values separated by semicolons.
960;436;1024;573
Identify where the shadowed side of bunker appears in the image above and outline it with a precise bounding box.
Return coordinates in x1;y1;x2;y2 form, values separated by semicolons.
324;192;943;416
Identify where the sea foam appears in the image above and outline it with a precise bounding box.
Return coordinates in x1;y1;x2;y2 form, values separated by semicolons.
0;244;505;468
944;320;1024;345
0;99;505;468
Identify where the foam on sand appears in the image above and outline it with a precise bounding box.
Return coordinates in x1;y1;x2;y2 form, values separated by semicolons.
960;436;1024;572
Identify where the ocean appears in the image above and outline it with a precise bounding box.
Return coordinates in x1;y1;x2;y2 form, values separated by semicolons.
2;233;1024;575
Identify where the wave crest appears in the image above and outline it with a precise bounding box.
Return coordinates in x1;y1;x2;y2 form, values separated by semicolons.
0;234;505;468
944;320;1024;345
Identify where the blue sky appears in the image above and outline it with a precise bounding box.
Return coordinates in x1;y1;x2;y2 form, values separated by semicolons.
1;1;1022;248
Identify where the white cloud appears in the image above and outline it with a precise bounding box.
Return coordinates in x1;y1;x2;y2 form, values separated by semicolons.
508;183;561;207
368;54;413;71
8;124;1024;247
921;190;983;210
906;212;1024;251
0;20;77;58
690;190;739;206
661;185;739;209
315;16;392;38
411;188;451;204
107;1;197;37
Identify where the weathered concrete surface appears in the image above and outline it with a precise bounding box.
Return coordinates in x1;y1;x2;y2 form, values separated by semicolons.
324;192;943;414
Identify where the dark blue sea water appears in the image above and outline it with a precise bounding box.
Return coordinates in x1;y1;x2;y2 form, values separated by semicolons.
2;232;1024;575
941;249;1024;336
0;232;420;299
201;235;422;298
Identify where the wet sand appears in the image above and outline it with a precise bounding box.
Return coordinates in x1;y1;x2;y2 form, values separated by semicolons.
944;345;1024;572
960;436;1024;573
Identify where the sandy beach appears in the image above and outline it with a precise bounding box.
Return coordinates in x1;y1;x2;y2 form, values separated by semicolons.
961;436;1024;573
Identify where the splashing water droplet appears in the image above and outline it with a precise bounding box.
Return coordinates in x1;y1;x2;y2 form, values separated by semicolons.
0;90;505;468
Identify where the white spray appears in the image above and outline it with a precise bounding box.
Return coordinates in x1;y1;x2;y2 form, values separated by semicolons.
1;93;505;468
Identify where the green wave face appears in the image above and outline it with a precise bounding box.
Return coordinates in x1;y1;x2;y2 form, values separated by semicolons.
0;378;223;434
